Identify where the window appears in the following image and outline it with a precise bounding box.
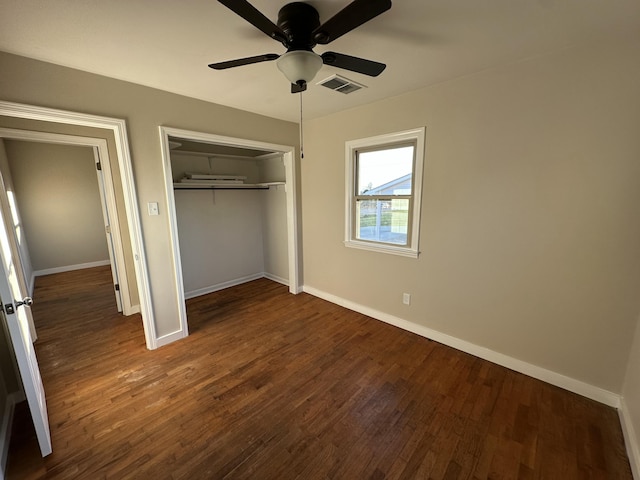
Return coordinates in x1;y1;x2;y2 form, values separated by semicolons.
345;128;425;257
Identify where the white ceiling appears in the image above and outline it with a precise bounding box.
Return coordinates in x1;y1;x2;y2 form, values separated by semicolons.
1;0;639;123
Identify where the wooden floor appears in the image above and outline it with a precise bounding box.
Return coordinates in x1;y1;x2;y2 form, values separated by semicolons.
7;267;632;479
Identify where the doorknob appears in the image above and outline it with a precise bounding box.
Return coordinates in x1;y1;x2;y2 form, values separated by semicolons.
15;297;33;308
3;297;33;314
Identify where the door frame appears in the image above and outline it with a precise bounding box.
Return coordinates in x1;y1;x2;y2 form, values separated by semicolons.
0;101;156;349
93;148;124;312
159;126;300;339
0;130;131;314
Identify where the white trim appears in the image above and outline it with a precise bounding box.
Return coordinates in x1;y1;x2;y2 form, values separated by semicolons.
184;273;264;300
282;151;301;294
0;101;156;349
185;272;289;300
159;126;300;345
342;239;420;258
620;398;640;480
344;127;425;258
0;392;19;479
264;272;289;286
155;329;189;349
159;130;188;341
302;284;621;408
32;260;111;277
93;147;123;313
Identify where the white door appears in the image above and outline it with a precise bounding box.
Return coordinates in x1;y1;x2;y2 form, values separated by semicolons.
94;151;123;312
0;140;37;341
0;206;51;456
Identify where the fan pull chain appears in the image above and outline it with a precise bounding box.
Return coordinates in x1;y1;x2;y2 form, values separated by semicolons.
299;91;304;159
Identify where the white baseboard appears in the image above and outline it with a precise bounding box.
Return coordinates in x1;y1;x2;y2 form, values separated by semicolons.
185;272;288;300
184;273;265;300
302;285;621;408
0;392;19;480
263;272;289;286
620;398;640;480
33;259;110;277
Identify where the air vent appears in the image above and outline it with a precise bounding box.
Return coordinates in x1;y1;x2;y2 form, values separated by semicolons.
317;74;366;94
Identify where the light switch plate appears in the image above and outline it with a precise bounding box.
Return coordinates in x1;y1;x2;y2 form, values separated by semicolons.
148;202;159;216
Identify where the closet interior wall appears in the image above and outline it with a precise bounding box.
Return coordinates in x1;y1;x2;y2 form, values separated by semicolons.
170;151;289;299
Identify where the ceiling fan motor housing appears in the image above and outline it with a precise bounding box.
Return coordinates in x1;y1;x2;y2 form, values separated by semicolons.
277;2;321;51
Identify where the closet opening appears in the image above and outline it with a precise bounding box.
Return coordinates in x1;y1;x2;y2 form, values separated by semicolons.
159;127;299;339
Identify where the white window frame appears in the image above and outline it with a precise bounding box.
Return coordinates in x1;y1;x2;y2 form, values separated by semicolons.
344;127;425;258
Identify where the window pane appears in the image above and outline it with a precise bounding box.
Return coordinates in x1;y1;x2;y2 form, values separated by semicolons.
357;145;414;196
355;198;409;245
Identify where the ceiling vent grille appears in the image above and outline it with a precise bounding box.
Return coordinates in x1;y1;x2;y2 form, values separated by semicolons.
317;74;366;94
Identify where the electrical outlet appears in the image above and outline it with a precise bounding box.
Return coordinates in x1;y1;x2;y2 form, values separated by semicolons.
403;293;411;305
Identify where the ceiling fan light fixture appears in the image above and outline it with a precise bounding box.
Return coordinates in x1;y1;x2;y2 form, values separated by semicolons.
276;50;323;85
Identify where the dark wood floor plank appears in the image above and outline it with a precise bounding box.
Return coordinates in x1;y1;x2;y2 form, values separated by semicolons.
6;266;634;479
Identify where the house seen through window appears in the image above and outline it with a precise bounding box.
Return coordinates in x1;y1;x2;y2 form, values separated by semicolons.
356;145;413;245
345;128;425;257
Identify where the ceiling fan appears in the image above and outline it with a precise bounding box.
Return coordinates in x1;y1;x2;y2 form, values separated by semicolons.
209;0;392;93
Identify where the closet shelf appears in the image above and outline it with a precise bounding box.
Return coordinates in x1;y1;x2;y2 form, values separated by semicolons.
173;181;285;191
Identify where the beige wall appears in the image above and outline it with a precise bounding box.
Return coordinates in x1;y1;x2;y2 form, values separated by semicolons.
622;317;640;473
302;39;640;393
175;188;264;294
260;156;289;282
261;186;288;282
5;140;109;271
0;51;299;339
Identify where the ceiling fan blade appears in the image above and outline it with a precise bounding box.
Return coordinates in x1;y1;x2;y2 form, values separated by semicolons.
209;53;279;70
218;0;287;43
291;82;307;94
321;52;386;77
312;0;392;45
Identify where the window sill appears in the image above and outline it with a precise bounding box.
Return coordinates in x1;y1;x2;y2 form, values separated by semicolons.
343;240;419;258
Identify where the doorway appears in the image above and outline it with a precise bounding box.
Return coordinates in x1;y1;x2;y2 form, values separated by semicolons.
0;100;155;348
0;131;129;317
159;127;299;336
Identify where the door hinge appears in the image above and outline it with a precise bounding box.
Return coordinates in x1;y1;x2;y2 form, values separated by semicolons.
105;225;111;234
114;284;120;291
96;161;102;171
